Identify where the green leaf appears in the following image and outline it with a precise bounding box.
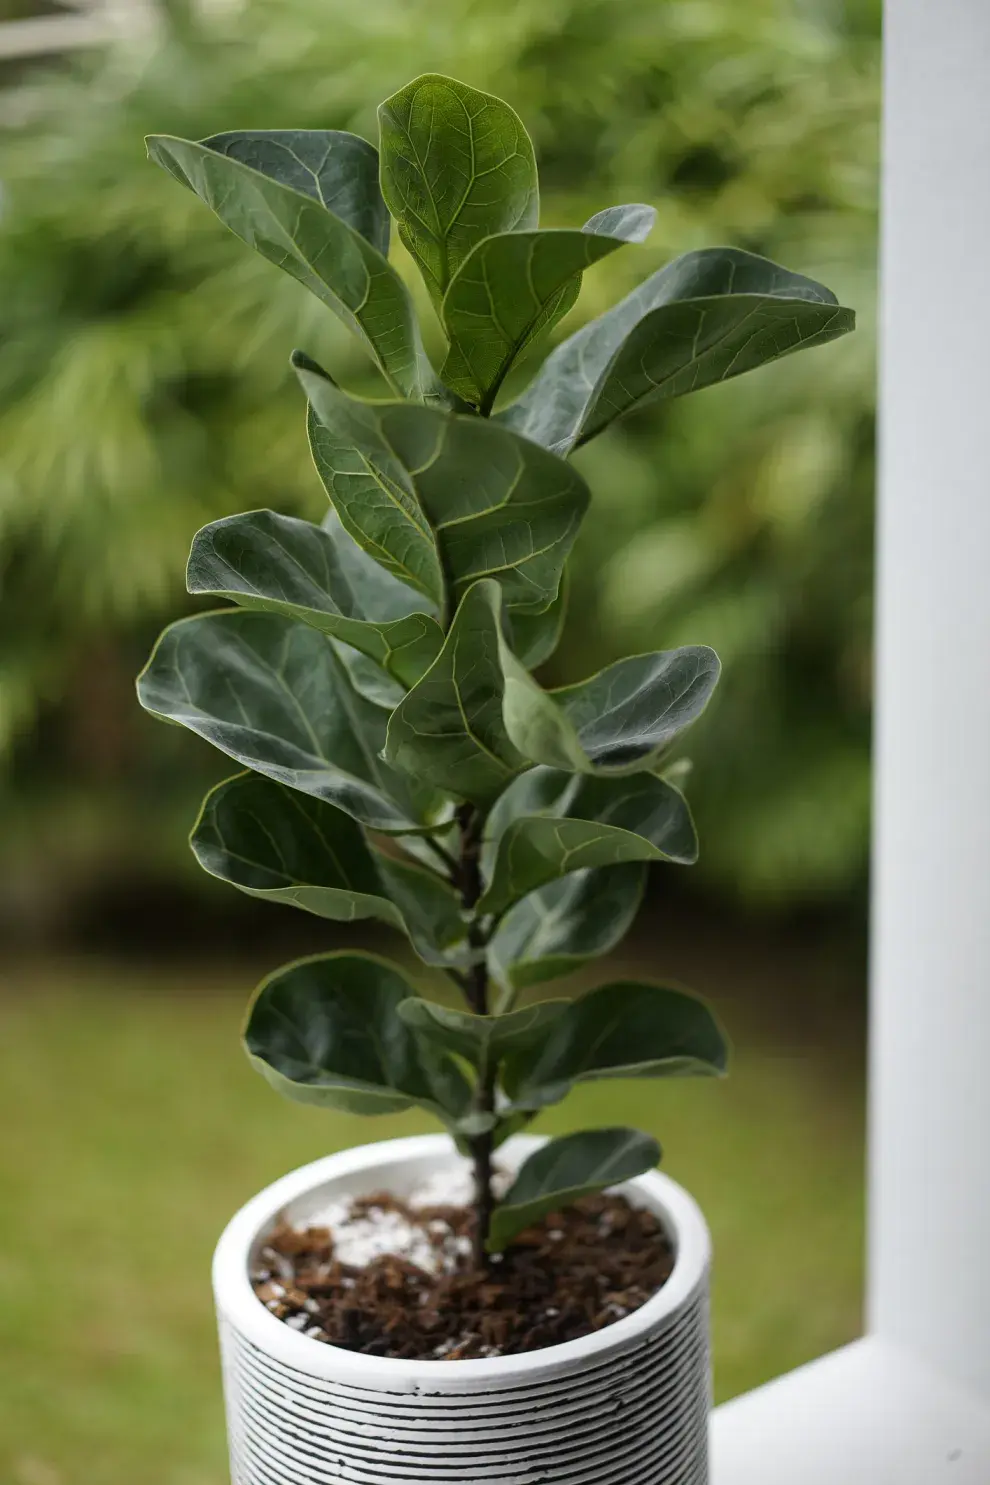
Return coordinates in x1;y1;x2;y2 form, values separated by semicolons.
466;632;721;784
396;998;567;1066
503;981;729;1111
378;73;539;311
298;355;589;616
441;204;656;409
548;645;721;773
384;580;527;806
488;1127;660;1251
187;509;444;689
192;771;387;914
488;863;646;993
498;248;855;454
136;610;439;833
495;644;721;778
244;952;471;1119
190;773;467;966
146;132;435;400
478;769;697;918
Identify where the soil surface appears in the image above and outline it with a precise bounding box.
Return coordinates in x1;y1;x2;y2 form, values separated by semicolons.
252;1191;674;1360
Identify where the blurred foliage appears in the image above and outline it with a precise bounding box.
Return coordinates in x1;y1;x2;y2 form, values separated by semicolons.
0;0;878;922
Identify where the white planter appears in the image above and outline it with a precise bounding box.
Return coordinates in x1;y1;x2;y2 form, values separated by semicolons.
213;1133;712;1485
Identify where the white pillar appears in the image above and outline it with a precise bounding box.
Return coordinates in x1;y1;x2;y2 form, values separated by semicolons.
870;0;990;1401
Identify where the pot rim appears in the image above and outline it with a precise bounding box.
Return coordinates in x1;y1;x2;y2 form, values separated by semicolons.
213;1132;710;1390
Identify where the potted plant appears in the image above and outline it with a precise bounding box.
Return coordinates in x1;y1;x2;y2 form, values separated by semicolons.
137;73;853;1485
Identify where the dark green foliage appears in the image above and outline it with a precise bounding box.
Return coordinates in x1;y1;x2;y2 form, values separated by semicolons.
137;73;851;1251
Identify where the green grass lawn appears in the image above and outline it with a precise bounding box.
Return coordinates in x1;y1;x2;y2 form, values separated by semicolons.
0;958;864;1485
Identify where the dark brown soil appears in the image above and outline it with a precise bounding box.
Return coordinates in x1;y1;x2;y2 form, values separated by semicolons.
252;1192;674;1360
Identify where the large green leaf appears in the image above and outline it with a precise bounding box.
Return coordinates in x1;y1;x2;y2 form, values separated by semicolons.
146;132;435;400
478;770;697;917
190;773;467;966
488;863;646;994
396;998;567;1068
298;355;589;616
187;509;444;689
441;203;656;409
498;248;855;454
244;952;471;1119
384;581;527;806
488;1128;660;1251
136;610;438;833
378;74;539;311
503;981;729;1111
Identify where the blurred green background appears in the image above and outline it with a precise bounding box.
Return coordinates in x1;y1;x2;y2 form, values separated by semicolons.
0;1;877;1481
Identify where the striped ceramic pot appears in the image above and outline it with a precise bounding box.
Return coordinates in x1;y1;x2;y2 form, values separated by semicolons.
213;1133;712;1485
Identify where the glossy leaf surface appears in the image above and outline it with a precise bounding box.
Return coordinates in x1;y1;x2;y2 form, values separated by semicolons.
136;610;436;832
499;248;855;454
488;1127;660;1251
549;645;720;773
187;509;444;688
496;638;721;779
441;203;656;408
504;981;729;1110
299;356;589;615
378;74;539;310
146;132;434;399
488;862;646;993
479;769;697;917
245;952;471;1119
190;773;466;964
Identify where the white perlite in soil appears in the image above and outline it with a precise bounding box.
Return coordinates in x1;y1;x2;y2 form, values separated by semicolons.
296;1159;510;1277
298;1199;469;1275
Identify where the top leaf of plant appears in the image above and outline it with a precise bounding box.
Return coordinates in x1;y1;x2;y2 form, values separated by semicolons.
378;73;539;310
441;203;656;410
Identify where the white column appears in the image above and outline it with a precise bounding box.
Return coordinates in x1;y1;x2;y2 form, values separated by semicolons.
870;0;990;1401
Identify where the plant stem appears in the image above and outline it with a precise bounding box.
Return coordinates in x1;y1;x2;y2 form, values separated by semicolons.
418;833;459;876
455;801;497;1267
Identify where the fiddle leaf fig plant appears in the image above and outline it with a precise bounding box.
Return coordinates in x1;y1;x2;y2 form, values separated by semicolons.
137;73;854;1263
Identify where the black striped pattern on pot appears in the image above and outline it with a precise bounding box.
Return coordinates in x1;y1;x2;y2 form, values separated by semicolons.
216;1277;710;1485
